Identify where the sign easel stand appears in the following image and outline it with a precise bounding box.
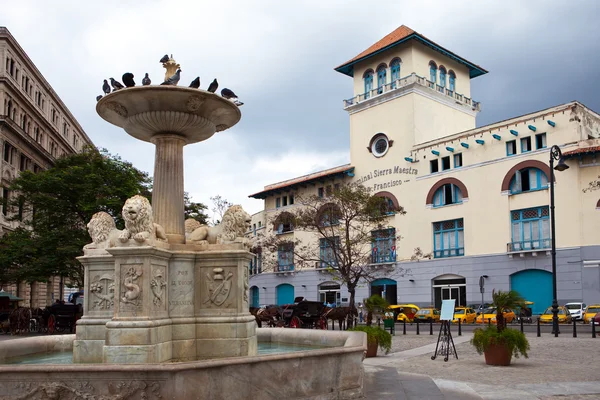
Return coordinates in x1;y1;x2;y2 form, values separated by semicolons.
431;320;458;362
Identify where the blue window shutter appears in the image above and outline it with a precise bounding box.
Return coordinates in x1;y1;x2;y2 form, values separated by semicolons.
430;66;437;83
449;75;455;91
439;70;446;87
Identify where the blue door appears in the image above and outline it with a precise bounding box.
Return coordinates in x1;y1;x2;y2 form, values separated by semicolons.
276;283;295;305
510;269;552;315
250;286;260;308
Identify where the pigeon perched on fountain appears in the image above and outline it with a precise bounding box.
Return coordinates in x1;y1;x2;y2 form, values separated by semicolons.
110;78;124;91
122;73;135;87
207;79;218;93
161;69;181;86
221;88;244;106
189;77;200;89
102;80;111;95
142;73;151;86
159;54;169;63
96;95;103;101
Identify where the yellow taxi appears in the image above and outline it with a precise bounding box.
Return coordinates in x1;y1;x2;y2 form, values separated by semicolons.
583;305;600;324
413;307;440;323
389;304;420;322
452;307;477;324
475;307;516;324
539;306;572;324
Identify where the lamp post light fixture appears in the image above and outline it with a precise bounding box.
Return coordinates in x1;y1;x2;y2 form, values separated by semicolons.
549;145;569;336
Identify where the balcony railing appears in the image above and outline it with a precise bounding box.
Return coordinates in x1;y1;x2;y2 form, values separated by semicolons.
277;264;294;272
371;250;396;264
343;73;481;112
433;248;464;258
507;239;551;253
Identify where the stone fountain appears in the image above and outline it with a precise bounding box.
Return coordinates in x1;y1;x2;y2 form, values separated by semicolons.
0;58;366;400
74;57;255;363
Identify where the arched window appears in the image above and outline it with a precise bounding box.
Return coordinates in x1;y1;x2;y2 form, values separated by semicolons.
317;203;341;227
273;211;294;234
439;66;447;88
390;58;401;89
433;184;463;207
448;70;456;92
509;168;548;194
363;69;374;99
374;191;401;215
429;61;437;83
376;64;387;94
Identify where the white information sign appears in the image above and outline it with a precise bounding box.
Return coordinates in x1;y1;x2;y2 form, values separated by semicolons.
440;299;456;321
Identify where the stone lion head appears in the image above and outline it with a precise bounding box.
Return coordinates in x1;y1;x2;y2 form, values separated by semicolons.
87;211;116;244
220;205;251;242
185;218;202;233
122;195;154;234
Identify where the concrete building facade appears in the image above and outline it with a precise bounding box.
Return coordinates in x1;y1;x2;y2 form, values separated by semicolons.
248;25;600;315
0;27;94;307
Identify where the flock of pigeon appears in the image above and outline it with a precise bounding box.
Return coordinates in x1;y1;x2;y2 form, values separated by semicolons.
96;54;243;107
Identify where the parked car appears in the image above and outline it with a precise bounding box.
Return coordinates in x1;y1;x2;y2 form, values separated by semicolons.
592;313;600;326
389;304;420;322
468;303;492;316
475;307;516;324
452;307;477;324
414;307;440;323
583;304;600;324
565;302;587;321
539;306;572;324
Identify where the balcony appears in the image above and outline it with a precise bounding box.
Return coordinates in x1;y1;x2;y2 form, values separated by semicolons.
276;264;294;273
371;251;396;265
343;73;480;112
507;239;551;257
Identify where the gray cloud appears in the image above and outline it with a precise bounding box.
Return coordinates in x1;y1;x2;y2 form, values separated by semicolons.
2;0;598;216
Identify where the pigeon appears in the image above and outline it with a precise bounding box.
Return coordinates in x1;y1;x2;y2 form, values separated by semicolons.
142;73;151;86
159;54;169;63
96;95;103;101
221;88;244;106
122;73;135;87
220;88;237;99
160;69;181;85
110;78;124;91
102;79;111;94
207;79;218;93
189;77;200;88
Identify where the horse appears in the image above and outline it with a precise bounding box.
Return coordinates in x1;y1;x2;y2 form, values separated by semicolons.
250;305;283;327
323;306;358;330
9;307;31;335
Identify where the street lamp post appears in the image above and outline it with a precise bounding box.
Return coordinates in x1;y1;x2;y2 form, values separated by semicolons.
549;145;569;337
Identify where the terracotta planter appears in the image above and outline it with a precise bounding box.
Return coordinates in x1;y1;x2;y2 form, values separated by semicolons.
365;340;378;358
484;343;512;366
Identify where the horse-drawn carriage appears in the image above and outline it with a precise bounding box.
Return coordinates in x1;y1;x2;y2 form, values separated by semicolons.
281;297;328;329
43;302;83;334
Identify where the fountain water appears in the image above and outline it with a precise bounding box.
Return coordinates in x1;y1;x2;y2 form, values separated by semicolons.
0;58;366;399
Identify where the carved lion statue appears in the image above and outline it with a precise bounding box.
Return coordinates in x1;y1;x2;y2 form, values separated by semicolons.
84;211;120;250
186;205;251;247
119;195;167;244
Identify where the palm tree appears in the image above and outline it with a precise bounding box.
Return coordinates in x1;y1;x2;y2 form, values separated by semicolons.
364;294;389;326
492;289;525;332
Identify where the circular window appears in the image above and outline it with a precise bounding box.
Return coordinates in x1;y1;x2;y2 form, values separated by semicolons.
371;135;389;157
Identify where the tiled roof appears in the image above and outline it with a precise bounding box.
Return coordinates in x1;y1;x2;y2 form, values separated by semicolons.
339;25;415;67
335;25;487;78
563;145;600;157
249;164;354;199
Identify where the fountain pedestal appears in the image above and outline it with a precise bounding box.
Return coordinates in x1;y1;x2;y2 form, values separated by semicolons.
73;82;257;364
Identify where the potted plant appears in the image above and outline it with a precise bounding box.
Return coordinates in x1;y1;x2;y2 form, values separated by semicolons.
363;294;389;326
470;290;530;366
349;325;392;357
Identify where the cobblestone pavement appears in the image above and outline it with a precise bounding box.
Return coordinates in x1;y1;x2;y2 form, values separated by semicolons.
365;331;600;399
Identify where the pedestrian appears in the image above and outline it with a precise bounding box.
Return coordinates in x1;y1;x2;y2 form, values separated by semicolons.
358;302;364;323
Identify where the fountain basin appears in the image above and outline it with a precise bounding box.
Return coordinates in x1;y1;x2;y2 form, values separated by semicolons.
0;329;366;399
96;86;241;144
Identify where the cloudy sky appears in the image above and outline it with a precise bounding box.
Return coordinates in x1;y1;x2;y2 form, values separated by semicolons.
2;1;599;218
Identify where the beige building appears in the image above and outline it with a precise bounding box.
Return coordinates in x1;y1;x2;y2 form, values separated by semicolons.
248;25;600;315
0;27;94;307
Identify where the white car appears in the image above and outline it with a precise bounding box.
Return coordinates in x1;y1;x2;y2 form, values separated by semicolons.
565;302;587;321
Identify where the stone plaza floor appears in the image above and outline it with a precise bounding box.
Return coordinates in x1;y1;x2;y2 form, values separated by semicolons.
364;330;600;399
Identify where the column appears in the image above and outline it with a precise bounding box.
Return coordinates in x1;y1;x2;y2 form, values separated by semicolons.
152;135;186;244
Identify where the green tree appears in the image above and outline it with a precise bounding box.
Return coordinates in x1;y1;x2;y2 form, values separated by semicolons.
492;289;525;332
184;192;209;224
0;147;151;287
210;195;232;225
260;183;407;318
